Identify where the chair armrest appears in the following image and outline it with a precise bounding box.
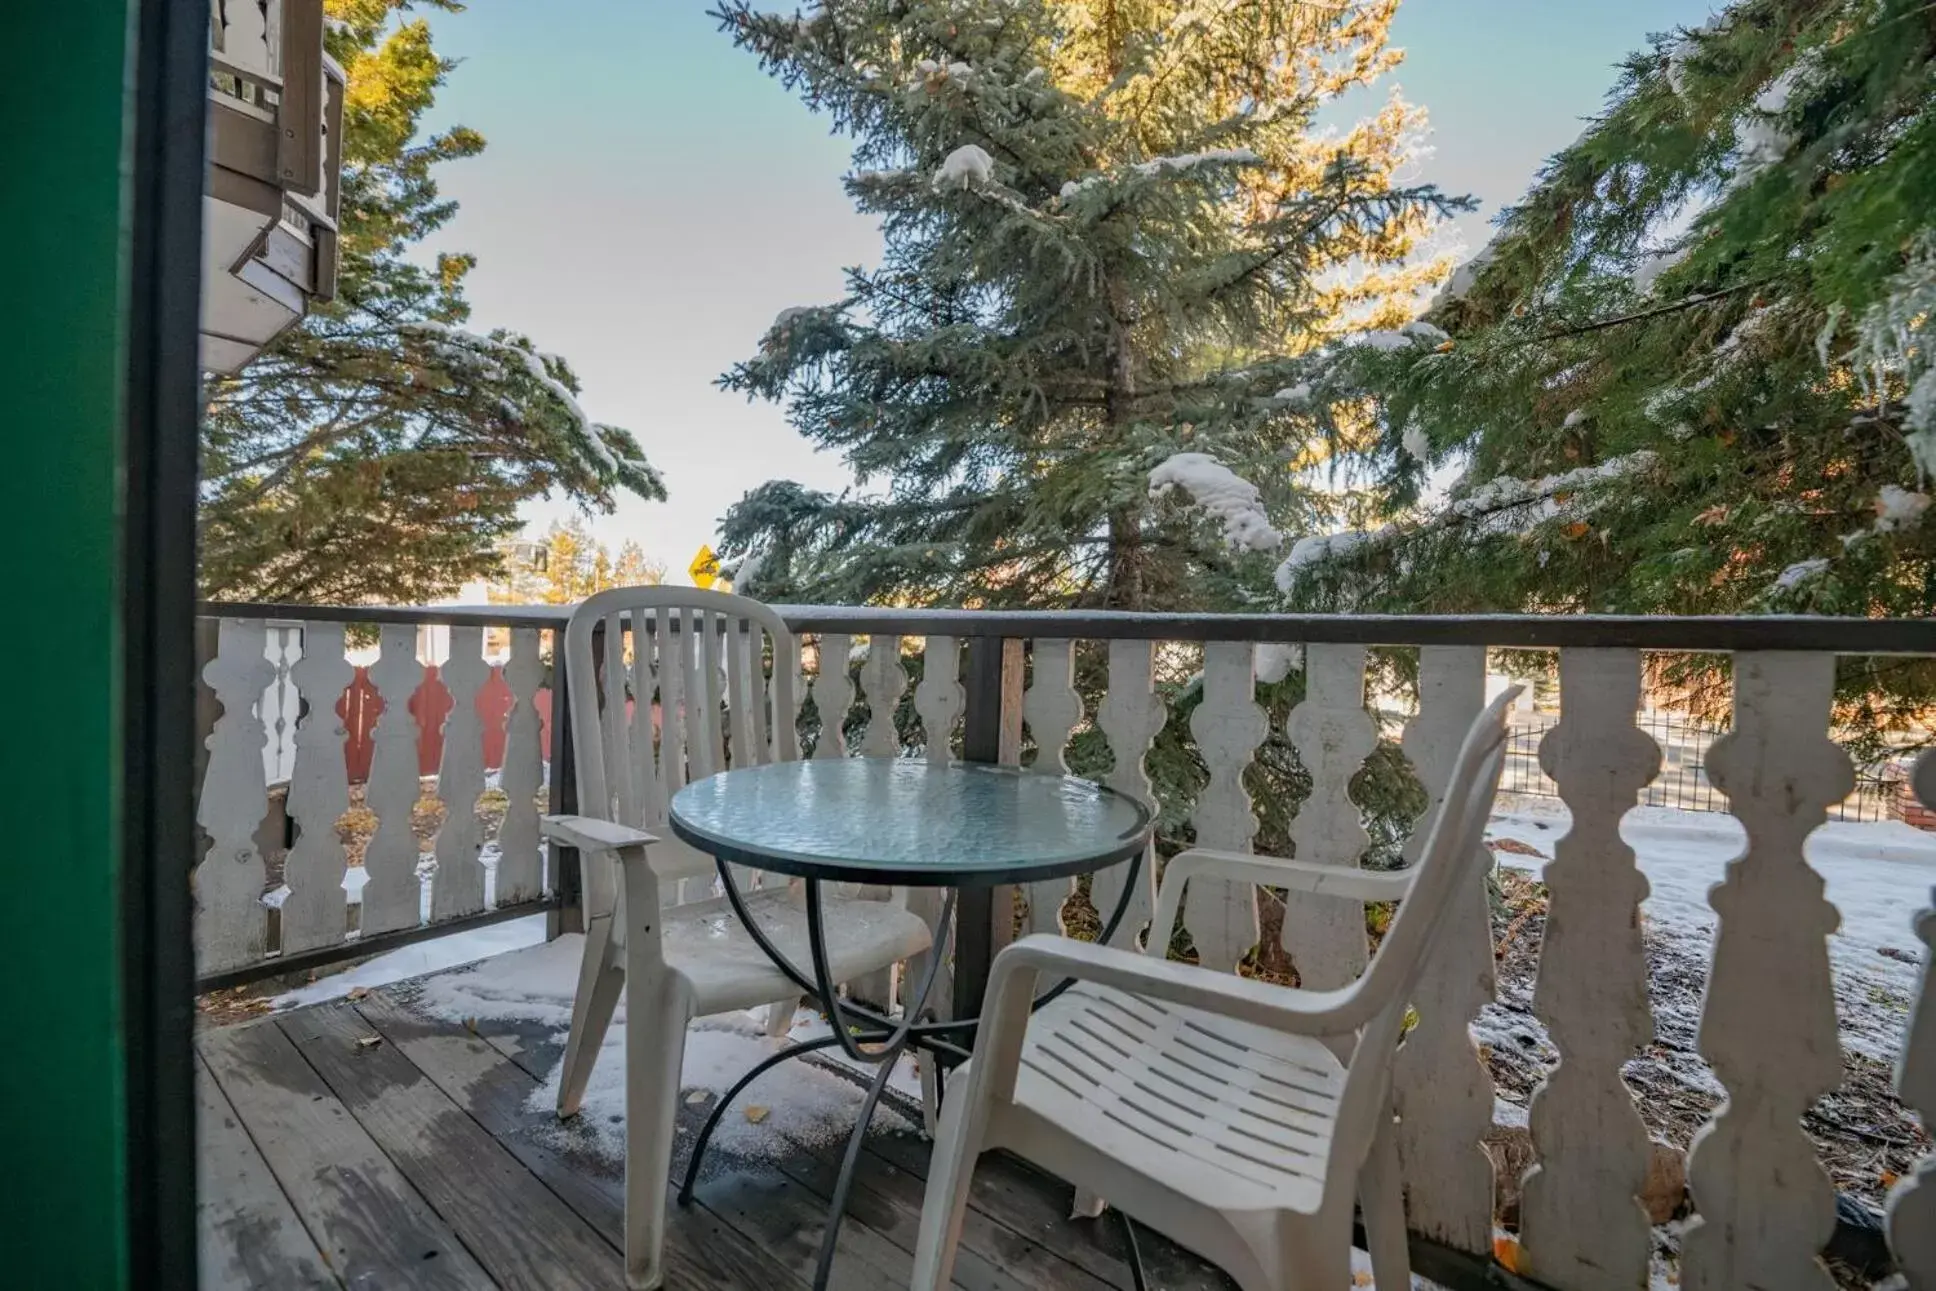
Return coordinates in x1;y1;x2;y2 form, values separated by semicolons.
1148;848;1414;958
1171;848;1415;902
987;934;1376;1041
540;814;659;853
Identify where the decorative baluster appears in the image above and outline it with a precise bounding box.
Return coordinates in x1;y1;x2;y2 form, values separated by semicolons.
907;638;965;1021
851;635;908;1004
194;618;276;973
1095;639;1166;950
262;626;301;784
279;622;353;954
859;635;907;757
913;636;964;764
360;625;425;937
726;617;758;767
496;628;544;905
1281;643;1377;989
744;622;771;765
814;633;854;759
680;612;710;782
1023;638;1083;935
1185;642;1266;972
773;633;804;762
635;619;673;824
1683;653;1851;1291
1520;649;1658;1291
1888;750;1936;1287
604;612;639;819
657;608;686;810
1391;646;1495;1256
429;627;490;922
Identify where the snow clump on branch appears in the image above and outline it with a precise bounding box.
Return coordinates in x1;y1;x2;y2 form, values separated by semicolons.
933;144;996;189
1148;453;1283;552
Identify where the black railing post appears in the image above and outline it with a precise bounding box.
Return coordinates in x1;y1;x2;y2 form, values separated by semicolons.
548;624;587;938
953;636;1025;1026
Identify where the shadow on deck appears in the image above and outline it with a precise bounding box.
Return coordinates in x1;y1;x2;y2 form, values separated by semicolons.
195;970;1243;1290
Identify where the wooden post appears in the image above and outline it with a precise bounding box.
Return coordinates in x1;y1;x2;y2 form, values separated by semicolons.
954;636;1024;1025
548;627;586;939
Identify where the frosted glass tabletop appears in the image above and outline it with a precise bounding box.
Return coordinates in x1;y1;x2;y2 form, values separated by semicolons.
668;758;1153;887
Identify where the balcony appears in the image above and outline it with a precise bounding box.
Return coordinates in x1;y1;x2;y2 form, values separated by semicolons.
191;602;1936;1289
201;0;342;374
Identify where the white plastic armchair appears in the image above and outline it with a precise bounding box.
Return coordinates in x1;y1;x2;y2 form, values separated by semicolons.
911;688;1520;1291
540;586;933;1289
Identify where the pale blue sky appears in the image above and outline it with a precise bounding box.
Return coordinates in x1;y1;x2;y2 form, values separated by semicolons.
421;1;1709;578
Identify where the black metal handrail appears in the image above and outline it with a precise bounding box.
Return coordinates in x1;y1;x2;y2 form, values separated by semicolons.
199;601;1936;654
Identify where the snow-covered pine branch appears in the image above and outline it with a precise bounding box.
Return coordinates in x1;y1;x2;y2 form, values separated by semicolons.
1147;453;1284;553
401;322;663;495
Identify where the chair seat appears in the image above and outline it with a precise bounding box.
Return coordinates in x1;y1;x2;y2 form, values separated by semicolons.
657;887;934;1016
1001;981;1342;1215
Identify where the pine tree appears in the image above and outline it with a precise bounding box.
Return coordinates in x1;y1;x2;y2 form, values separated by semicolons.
487;520;666;605
199;0;665;605
1279;0;1936;638
713;0;1465;611
612;540;667;588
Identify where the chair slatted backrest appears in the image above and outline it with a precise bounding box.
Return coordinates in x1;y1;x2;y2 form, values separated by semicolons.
1325;688;1517;1178
564;587;800;905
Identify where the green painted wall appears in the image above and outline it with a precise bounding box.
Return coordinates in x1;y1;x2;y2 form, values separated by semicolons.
0;1;135;1285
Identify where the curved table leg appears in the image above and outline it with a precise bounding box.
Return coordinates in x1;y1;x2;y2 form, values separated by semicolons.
804;883;958;1289
676;1032;855;1205
684;868;959;1291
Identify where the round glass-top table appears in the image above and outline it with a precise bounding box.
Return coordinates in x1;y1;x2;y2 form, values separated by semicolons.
668;757;1152;886
667;757;1155;1291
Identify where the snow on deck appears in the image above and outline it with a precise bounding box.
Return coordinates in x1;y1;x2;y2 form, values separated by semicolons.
404;934;923;1163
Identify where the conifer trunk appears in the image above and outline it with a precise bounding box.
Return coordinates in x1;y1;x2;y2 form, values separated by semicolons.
1103;271;1145;609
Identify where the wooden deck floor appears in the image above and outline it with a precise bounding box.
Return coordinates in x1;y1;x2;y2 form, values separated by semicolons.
195;976;1242;1290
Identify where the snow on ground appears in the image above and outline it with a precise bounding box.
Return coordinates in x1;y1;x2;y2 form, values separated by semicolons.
406;934;921;1164
272;913;549;1010
1485;803;1934;1062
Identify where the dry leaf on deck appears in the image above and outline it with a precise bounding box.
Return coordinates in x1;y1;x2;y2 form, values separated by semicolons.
355;1036;383;1050
347;986;370;1001
686;1091;709;1106
1493;1235;1523;1274
744;1105;771;1124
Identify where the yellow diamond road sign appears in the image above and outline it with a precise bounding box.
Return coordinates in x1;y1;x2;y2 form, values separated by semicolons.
689;544;720;589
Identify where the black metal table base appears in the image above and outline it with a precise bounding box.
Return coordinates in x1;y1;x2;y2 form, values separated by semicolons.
679;856;1149;1291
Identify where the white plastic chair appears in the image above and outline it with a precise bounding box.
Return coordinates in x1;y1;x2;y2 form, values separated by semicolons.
540;586;934;1289
911;688;1520;1291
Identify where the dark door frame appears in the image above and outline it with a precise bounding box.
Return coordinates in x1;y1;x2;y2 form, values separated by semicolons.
124;0;209;1284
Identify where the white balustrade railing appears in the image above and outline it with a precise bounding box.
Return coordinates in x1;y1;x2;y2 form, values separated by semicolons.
194;603;1936;1288
194;607;559;983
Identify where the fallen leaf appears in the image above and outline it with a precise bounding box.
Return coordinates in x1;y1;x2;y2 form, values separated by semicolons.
463;1017;479;1034
1882;1168;1900;1188
1352;1269;1374;1286
347;986;370;1001
355;1036;383;1050
686;1091;709;1106
1494;1235;1524;1274
744;1105;770;1125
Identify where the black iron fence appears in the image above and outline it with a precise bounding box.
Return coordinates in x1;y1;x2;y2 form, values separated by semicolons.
1499;709;1903;823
